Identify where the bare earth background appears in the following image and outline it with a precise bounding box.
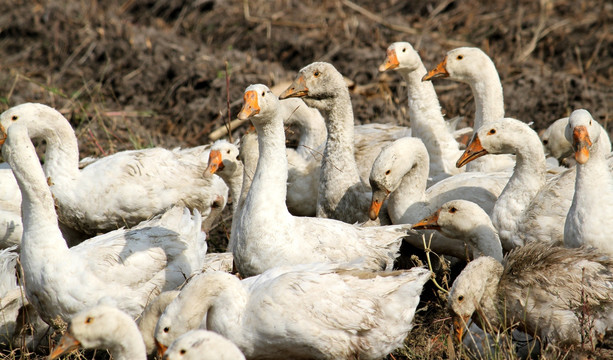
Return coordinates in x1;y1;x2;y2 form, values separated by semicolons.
0;0;612;358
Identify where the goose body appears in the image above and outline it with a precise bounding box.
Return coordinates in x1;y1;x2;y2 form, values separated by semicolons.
379;41;464;180
564;109;613;256
423;47;515;173
540;116;573;162
449;243;613;346
0;103;227;235
164;330;245;360
2;121;207;324
160;263;430;359
232;84;409;277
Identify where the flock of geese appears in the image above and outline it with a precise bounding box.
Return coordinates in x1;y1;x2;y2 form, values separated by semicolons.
0;41;611;359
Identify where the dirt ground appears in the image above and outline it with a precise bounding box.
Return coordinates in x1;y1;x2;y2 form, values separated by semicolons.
1;0;612;359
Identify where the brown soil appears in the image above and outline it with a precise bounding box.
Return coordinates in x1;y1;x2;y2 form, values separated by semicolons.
1;0;612;359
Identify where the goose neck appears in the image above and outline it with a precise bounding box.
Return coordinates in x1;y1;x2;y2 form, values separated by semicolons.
388;157;429;223
469;225;503;263
3;124;66;251
38;116;81;181
108;325;147;360
204;275;248;346
470;73;504;129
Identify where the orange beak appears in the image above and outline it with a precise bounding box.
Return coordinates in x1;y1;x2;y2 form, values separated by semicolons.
156;339;168;358
0;124;6;147
452;314;471;343
205;150;224;175
369;187;390;220
456;135;488;168
411;209;441;230
49;332;81;359
237;90;260;120
572;125;592;164
279;75;309;99
422;56;449;81
378;48;399;72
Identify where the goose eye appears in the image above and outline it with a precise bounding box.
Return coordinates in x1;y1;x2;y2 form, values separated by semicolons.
385;169;391;175
457;55;463;60
226;150;231;154
85;316;93;324
449;207;457;213
261;91;265;97
180;349;186;355
542;139;548;145
11;115;18;121
458;295;464;302
402;48;406;52
236;155;240;161
313;71;321;77
163;327;170;333
488;129;496;135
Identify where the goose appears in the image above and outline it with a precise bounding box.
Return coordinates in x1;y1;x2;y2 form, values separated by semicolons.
564;109;613;256
423;47;516;173
540;116;573;163
163;330;245;360
0;103;228;235
138;290;180;357
0;164;21;248
455;117;613;250
49;304;147;360
448;243;613;346
379;41;465;180
158;263;430;359
231;84;411;277
0;121;207;325
279;62;386;224
368;137;509;259
412;200;503;262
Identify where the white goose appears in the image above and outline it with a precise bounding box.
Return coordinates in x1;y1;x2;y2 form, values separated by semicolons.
1;121;207;325
138;290;180;357
0;164;21;248
540;116;573;163
279;62;386;224
159;263;430;359
163;330;245;360
457;117;611;250
564;109;613;256
232;84;411;277
0;103;227;235
49;305;147;360
423;47;516;173
368;137;509;259
379;41;464;180
449;243;613;346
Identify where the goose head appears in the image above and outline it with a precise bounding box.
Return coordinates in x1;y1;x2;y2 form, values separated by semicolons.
448;256;503;342
564;109;600;164
279;62;347;112
237;84;279;126
422;47;496;83
412;200;489;240
368;137;429;220
456;118;532;167
205;140;242;179
49;305;140;359
379;42;422;73
163;330;245;360
0;103;66;141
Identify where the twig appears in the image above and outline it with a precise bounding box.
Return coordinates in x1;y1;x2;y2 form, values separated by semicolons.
341;0;417;35
422;234;449;294
225;61;233;143
87;129;107;156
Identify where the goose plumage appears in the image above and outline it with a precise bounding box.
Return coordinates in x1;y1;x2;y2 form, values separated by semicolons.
1;121;207;325
0;103;228;235
159;263;430;359
231;84;410;277
564;109;613;256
